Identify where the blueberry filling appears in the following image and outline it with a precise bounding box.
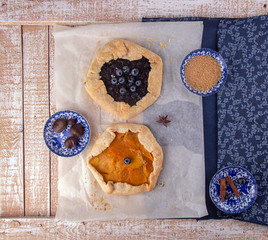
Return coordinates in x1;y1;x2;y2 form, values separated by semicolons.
120;87;127;95
135;80;141;86
122;66;130;74
116;68;123;77
100;57;151;106
130;85;136;92
128;76;135;84
131;68;139;76
111;77;117;85
119;77;125;84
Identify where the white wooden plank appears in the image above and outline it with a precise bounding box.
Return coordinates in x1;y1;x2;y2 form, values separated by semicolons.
0;26;24;217
23;25;50;216
0;0;267;24
48;25;58;216
0;218;267;239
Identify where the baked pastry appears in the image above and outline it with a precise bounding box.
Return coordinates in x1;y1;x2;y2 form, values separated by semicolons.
87;123;163;195
85;39;163;120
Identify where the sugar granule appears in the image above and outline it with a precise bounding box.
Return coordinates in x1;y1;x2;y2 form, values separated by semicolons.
184;55;221;91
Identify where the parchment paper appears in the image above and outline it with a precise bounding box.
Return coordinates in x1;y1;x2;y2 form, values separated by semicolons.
53;22;208;221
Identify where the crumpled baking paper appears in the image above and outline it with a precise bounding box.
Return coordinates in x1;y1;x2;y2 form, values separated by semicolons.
53;22;208;221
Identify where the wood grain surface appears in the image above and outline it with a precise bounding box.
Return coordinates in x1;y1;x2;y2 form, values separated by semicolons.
0;26;24;217
23;25;50;217
48;25;59;217
0;0;268;239
0;0;267;25
0;218;267;239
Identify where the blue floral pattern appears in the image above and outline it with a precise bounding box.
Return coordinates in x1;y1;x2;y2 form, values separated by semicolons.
217;15;268;225
210;166;257;214
180;48;228;96
43;110;91;157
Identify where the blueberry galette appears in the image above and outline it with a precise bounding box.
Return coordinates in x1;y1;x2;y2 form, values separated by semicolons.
87;123;163;195
85;39;163;120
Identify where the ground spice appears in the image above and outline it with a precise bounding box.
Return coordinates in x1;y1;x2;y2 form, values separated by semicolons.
184;55;221;91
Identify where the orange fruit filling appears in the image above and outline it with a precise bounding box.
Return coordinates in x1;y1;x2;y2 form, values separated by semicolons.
90;131;154;186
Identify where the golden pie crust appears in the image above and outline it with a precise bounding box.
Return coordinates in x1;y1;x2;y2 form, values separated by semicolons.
87;123;163;195
85;39;163;120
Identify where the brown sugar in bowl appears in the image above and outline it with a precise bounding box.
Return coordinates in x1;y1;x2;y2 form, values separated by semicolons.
180;48;228;96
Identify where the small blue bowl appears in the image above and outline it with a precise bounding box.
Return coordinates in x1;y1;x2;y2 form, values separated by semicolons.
180;48;228;96
43;110;90;157
209;166;257;214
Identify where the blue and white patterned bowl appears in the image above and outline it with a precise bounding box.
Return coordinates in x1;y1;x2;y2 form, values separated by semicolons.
180;48;228;96
43;110;91;157
209;166;257;214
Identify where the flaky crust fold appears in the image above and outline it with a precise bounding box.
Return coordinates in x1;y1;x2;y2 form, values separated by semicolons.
87;123;163;195
85;39;163;120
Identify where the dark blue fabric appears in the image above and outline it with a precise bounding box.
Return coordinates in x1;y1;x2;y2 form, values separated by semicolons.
143;16;268;226
200;19;221;220
217;15;268;226
143;17;220;219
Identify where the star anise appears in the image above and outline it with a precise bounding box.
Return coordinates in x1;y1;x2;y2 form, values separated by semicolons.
156;115;171;127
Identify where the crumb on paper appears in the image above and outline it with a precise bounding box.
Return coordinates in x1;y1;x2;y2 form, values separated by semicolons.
147;43;151;49
93;180;98;186
87;195;112;211
171;205;177;211
170;57;173;62
97;40;101;44
112;119;117;123
146;37;157;42
160;42;167;48
169;37;174;42
158;182;165;187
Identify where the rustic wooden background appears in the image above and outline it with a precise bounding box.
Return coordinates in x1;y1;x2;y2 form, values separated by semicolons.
0;0;267;239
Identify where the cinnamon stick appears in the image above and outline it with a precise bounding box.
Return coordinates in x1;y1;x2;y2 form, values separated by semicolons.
220;178;226;201
226;176;240;197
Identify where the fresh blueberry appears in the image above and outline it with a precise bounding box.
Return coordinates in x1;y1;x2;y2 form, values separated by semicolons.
128;76;135;84
119;77;125;84
119;87;127;95
122;66;130;74
116;69;123;77
131;68;139;76
130;85;136;92
111;77;117;85
124;157;131;165
135;80;141;86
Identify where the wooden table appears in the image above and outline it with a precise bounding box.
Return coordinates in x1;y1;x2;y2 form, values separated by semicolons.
0;0;267;239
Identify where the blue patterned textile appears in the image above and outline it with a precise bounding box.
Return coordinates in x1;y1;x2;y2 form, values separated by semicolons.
143;17;221;219
143;16;268;225
217;15;268;225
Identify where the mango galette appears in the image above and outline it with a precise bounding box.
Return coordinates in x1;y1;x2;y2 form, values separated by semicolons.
87;123;163;195
85;39;163;120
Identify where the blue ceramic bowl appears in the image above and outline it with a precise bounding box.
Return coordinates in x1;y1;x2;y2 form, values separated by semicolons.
180;48;228;96
209;166;257;214
43;110;90;157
